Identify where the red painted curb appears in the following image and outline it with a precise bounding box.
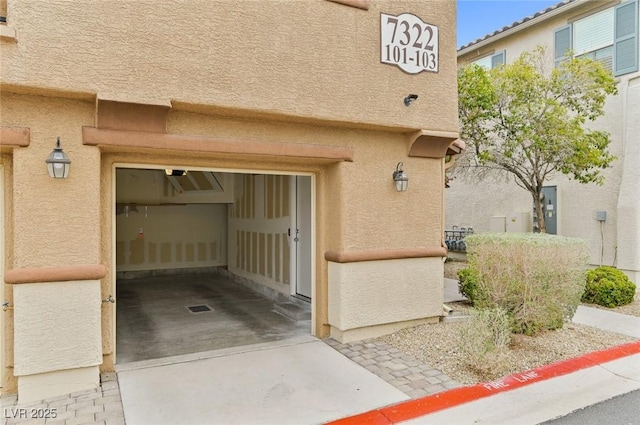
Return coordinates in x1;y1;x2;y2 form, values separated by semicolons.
326;340;640;425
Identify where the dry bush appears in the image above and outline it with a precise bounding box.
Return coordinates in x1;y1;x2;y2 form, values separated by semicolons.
456;307;512;374
464;233;589;335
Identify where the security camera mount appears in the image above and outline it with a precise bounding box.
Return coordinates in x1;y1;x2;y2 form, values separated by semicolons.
404;94;419;106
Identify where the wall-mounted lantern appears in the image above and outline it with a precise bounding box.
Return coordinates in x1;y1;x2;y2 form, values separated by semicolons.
393;162;408;192
45;137;71;179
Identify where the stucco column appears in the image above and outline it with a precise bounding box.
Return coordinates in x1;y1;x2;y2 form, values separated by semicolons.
11;278;103;403
327;253;444;343
616;76;640;284
6;97;103;400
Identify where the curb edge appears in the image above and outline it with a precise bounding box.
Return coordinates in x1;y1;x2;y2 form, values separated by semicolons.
326;340;640;425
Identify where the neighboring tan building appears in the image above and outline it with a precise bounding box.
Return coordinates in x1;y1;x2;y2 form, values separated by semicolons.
0;0;462;402
449;0;639;280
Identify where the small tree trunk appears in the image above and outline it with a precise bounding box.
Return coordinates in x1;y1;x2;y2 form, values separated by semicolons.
533;190;547;233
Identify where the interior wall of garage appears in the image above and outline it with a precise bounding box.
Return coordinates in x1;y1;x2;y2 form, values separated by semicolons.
228;174;292;296
115;168;232;272
115;203;228;272
114;168;298;294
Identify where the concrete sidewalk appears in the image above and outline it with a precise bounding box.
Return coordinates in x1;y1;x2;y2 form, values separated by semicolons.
573;305;640;338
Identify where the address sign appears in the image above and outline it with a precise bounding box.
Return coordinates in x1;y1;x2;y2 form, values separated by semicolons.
380;13;439;74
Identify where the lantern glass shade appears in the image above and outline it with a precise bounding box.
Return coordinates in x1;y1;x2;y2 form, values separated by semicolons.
45;138;71;179
395;175;408;192
393;162;408;192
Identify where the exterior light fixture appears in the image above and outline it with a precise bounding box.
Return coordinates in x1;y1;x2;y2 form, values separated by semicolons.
393;162;408;192
45;137;71;179
404;94;419;106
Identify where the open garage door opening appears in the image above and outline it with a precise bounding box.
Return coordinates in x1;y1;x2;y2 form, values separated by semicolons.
114;166;313;365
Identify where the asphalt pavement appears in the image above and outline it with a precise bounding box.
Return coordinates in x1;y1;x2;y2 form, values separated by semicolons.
540;389;640;425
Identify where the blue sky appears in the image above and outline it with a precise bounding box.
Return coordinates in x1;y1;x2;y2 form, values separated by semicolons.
457;0;560;48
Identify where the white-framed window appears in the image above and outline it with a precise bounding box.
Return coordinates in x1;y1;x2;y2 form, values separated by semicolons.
555;0;638;76
471;50;505;69
575;8;614;69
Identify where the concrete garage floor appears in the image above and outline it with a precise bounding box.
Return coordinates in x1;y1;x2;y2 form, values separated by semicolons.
116;273;310;364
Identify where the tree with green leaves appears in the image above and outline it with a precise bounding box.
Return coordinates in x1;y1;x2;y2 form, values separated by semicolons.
455;47;617;233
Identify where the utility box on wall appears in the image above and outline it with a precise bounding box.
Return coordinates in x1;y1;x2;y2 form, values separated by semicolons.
490;216;507;232
506;212;532;233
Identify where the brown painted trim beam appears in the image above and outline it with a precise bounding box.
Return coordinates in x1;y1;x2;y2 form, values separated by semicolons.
0;126;30;147
408;130;461;159
5;264;107;284
97;100;169;133
325;248;447;263
448;139;466;155
83;127;354;162
326;0;370;10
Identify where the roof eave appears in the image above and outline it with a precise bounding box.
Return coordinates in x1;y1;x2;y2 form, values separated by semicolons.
457;0;588;57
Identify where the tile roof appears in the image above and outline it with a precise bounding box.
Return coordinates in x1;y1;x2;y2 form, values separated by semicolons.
458;0;577;51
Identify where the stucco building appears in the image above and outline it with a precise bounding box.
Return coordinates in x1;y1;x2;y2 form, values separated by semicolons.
0;0;461;402
449;0;639;281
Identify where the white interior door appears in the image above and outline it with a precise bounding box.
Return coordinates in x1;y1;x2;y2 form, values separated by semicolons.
291;176;312;299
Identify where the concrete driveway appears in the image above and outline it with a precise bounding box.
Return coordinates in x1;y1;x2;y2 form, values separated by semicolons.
116;336;408;425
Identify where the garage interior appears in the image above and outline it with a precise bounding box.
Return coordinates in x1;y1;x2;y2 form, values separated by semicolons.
115;167;313;364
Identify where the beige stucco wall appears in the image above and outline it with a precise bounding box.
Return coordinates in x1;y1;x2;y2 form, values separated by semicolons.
169;110;446;253
13;280;102;402
616;76;640;282
2;0;458;396
1;155;15;393
328;257;443;342
1;0;458;134
1;93;99;268
18;366;99;405
1;95;451;392
458;2;608;67
452;1;639;271
445;177;531;232
99;106;447;350
0;92;100;392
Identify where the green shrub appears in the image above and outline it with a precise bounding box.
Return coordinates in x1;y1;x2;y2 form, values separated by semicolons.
582;266;636;307
457;267;479;302
463;233;589;335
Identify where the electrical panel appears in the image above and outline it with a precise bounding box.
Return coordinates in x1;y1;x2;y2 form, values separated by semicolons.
506;211;532;233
